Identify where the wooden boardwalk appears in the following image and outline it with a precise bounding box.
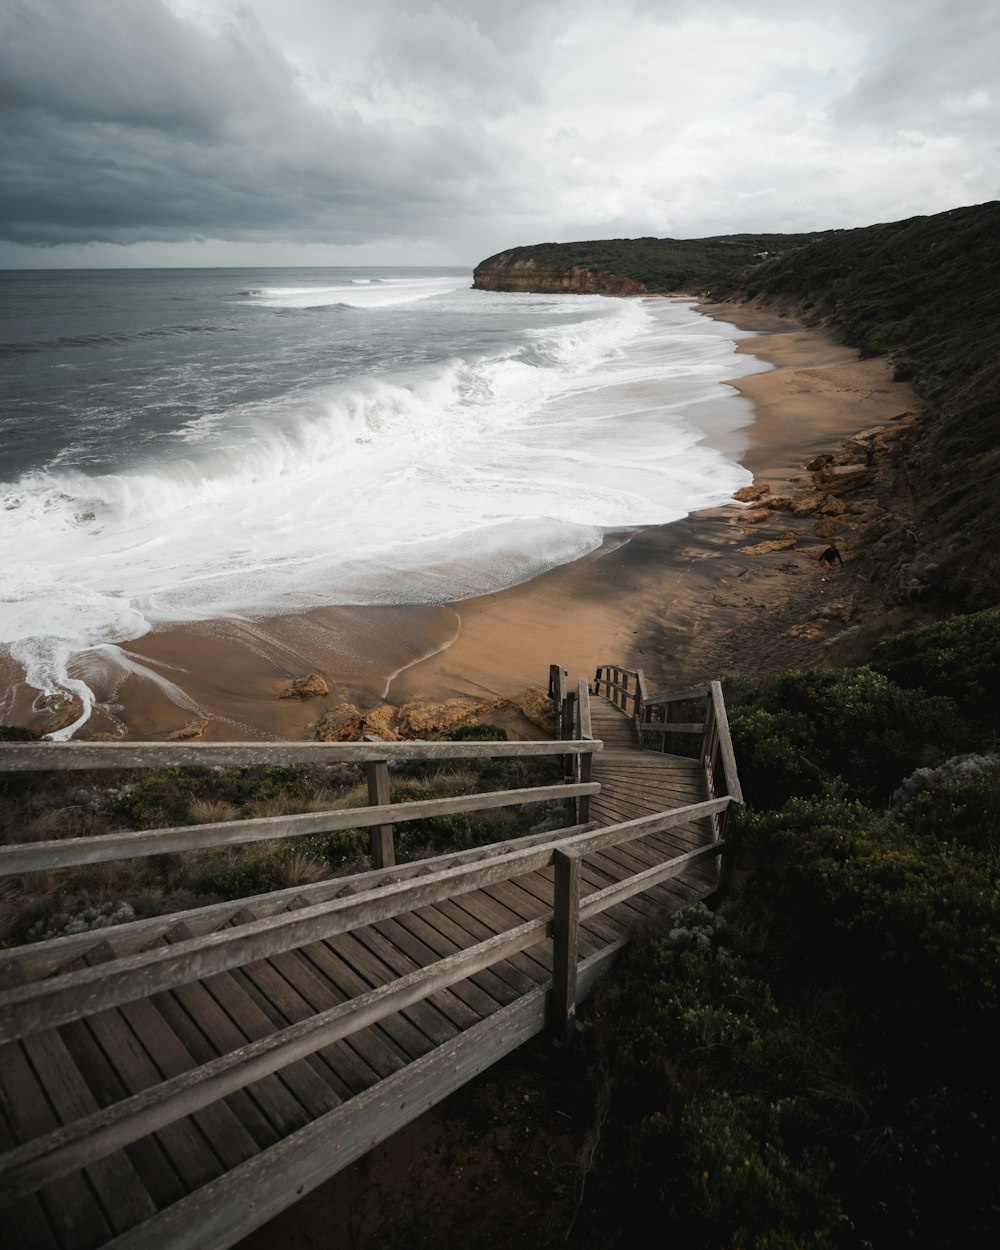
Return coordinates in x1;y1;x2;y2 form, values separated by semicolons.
0;677;738;1250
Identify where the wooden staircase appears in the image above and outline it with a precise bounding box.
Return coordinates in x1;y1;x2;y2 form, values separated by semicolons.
0;663;742;1250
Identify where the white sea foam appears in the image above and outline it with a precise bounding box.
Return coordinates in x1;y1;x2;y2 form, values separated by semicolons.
245;274;467;310
1;295;767;735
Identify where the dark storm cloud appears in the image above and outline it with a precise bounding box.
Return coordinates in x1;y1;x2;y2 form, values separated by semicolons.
0;0;996;259
0;0;513;247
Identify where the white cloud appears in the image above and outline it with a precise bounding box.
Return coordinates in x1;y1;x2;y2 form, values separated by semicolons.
0;0;996;265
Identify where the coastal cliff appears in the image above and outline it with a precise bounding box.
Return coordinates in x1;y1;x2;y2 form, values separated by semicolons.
473;231;825;295
473;254;647;295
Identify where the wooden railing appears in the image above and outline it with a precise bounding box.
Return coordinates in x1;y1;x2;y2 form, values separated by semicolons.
0;668;743;1237
0;737;601;876
593;662;647;728
592;667;743;888
548;666;596;825
0;797;732;1203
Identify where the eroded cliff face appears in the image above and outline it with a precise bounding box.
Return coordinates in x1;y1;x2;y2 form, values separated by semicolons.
473;255;646;296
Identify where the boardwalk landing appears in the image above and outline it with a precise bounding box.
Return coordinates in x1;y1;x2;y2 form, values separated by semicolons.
0;683;737;1250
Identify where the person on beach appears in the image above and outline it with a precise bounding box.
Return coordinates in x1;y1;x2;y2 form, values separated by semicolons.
865;437;876;466
818;544;844;577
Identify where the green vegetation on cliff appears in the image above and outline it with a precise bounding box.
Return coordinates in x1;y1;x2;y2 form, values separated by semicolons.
714;201;1000;610
474;231;826;293
578;609;1000;1250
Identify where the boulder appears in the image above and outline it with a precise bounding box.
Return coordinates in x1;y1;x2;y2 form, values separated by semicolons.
396;696;508;739
521;686;557;734
790;492;826;517
738;508;772;525
739;532;798;555
361;705;399;742
733;484;771;503
315;702;365;742
280;673;329;699
819;463;871;495
813;517;850;540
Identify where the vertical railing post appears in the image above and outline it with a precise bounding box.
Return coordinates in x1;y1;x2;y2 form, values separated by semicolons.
576;677;593;824
365;758;395;869
716;800;736;898
549;663;566;740
551;847;582;1049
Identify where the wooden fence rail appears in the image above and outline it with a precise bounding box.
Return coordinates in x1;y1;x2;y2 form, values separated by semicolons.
0;738;600;875
0;659;744;1250
0;800;731;1200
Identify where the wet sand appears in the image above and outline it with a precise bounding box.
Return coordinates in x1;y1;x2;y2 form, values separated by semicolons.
4;301;920;741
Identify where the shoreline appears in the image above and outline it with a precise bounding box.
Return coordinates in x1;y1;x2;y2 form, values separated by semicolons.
3;300;922;741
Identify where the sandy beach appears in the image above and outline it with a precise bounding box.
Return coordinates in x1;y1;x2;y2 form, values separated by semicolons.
4;301;921;741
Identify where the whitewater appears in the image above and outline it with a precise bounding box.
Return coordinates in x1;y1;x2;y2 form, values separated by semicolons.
0;267;768;738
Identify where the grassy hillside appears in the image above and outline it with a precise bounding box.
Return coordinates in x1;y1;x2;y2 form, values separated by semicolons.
475;231;826;293
712;201;1000;609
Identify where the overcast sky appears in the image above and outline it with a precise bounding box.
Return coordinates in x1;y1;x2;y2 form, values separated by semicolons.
1;0;997;267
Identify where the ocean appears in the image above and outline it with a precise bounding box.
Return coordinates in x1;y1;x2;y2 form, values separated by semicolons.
0;266;768;737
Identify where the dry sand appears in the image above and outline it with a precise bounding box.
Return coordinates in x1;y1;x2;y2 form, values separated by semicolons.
4;301;921;741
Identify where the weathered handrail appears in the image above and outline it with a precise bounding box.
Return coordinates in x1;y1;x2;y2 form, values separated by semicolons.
0;799;731;1199
0;738;601;875
593;663;648;732
639;684;710;747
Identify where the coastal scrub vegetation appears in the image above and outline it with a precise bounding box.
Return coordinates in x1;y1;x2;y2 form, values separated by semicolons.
476;200;1000;611
574;610;999;1249
475;231;827;295
0;723;567;947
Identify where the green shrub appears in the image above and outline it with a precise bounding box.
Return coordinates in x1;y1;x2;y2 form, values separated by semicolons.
581;905;848;1248
726;667;963;807
869;608;1000;726
435;722;508;742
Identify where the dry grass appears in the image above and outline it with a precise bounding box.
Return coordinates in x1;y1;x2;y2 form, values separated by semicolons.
189;798;240;825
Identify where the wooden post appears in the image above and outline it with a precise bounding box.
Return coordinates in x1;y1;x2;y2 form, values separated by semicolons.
576;677;593;824
365;759;395;869
551;848;582;1049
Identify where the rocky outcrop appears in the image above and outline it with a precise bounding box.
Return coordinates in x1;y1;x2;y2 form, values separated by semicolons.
314;702;365;742
396;697;509;739
520;686;556;734
473;255;645;296
280;673;329;699
732;416;921;565
166;719;208;741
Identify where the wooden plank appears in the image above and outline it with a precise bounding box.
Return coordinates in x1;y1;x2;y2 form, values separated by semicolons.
710;680;744;803
265;929;418;1084
0;914;554;1205
0;1098;59;1250
0;799;730;1045
239;949;382;1094
81;945;260;1176
356;919;488;1029
300;932;446;1058
428;898;542;992
75;1006;224;1198
434;893;551;984
0;1039;115;1250
97;990;553;1250
0;822;595;982
408;900;534;999
0;780;601;876
52;1017;188;1212
0;739;601;773
388;907;520;1007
